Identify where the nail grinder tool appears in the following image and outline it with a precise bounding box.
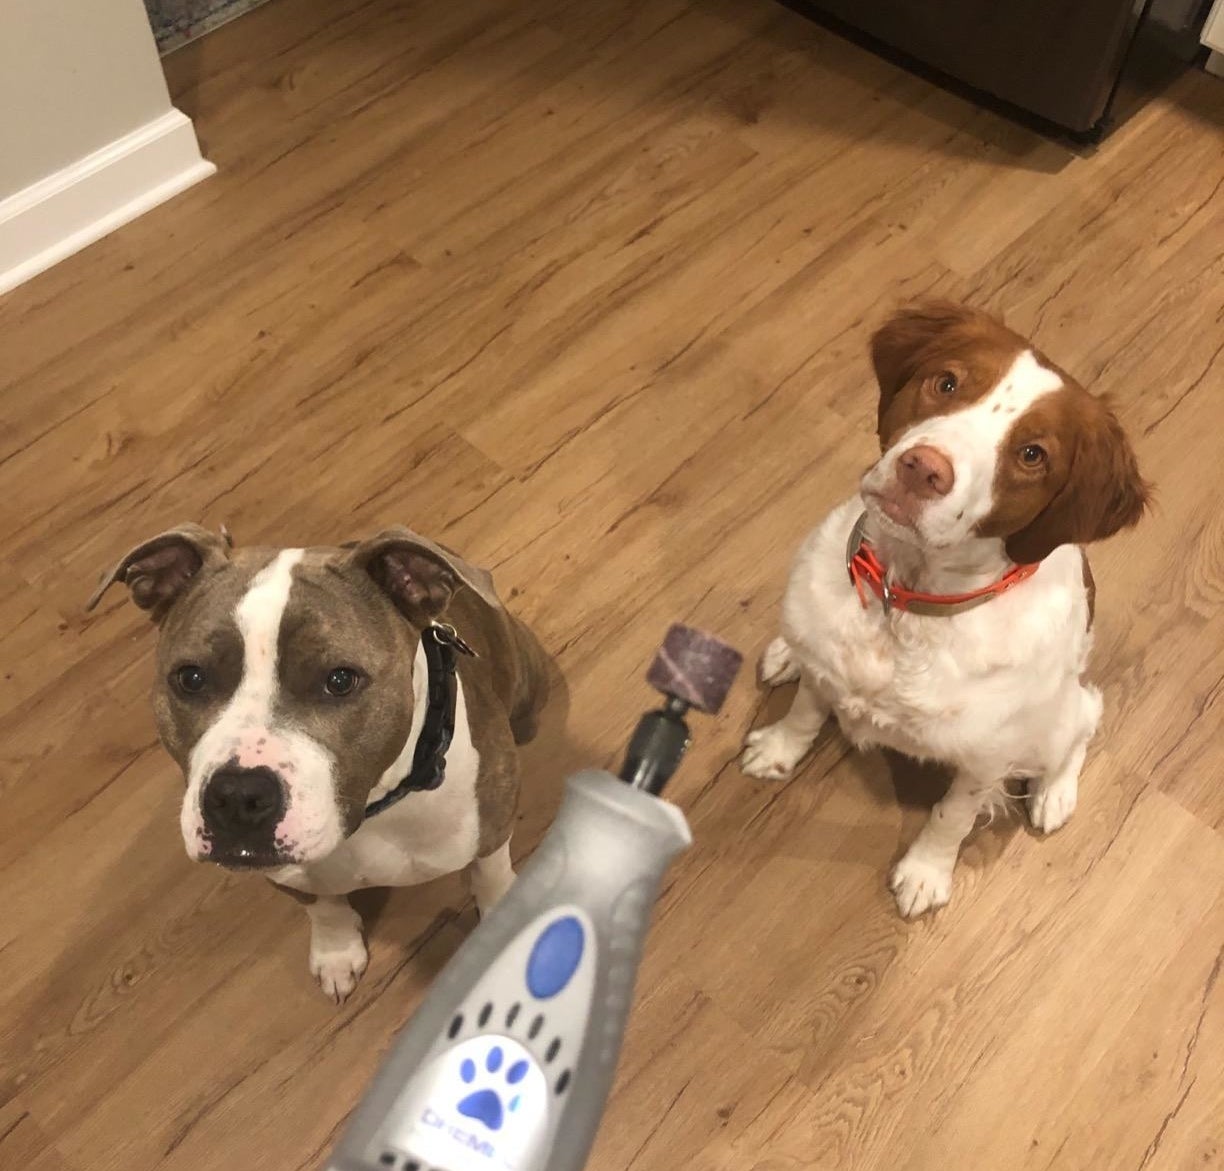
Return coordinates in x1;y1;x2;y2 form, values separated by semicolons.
324;624;743;1171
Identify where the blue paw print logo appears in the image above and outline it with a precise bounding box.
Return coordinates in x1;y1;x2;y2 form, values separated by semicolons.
457;1045;529;1132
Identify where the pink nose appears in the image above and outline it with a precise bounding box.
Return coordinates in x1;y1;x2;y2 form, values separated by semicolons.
896;445;955;498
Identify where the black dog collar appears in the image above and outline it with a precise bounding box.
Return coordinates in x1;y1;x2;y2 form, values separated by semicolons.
363;623;476;819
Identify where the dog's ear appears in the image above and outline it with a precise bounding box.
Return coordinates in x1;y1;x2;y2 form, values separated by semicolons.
346;529;501;624
87;524;232;619
1006;404;1151;564
871;302;974;396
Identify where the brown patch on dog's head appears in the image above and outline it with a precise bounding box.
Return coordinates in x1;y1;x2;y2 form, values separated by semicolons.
150;547;279;775
983;390;1151;564
271;533;504;832
269;550;420;834
871;301;1030;451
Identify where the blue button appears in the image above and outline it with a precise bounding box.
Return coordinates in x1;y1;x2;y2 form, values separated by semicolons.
526;916;585;999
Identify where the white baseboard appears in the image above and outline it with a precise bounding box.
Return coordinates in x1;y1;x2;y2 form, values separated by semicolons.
0;109;215;296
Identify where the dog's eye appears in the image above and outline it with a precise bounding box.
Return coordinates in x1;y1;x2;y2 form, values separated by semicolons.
1019;444;1048;467
935;372;958;395
324;668;362;697
174;665;207;695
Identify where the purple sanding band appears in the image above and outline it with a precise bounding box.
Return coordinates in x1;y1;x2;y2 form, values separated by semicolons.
646;624;743;714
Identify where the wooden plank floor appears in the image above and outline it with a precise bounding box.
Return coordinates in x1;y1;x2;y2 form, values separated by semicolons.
2;0;1223;1167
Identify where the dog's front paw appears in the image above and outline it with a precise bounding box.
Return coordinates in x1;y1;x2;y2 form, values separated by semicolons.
890;851;954;918
759;637;801;687
310;932;369;1004
1029;773;1078;834
741;723;811;781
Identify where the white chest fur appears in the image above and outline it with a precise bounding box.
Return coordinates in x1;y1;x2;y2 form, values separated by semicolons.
268;641;483;898
782;499;1092;772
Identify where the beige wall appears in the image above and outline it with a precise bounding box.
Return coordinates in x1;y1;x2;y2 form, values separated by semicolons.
0;0;174;201
1205;0;1224;52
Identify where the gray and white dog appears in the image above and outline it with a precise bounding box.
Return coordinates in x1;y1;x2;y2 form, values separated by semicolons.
91;524;550;1001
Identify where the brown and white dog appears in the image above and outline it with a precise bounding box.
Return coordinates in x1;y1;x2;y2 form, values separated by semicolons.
90;525;550;1000
742;302;1150;917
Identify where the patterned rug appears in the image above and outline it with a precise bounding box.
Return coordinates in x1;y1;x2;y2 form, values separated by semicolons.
144;0;275;53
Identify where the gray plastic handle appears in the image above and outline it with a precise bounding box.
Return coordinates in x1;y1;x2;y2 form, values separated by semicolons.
325;768;692;1171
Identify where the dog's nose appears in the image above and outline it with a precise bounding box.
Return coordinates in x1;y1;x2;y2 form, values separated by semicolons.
202;767;285;835
896;445;955;498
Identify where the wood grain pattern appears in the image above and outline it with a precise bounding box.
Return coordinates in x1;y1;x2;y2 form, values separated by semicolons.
1;0;1221;1167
